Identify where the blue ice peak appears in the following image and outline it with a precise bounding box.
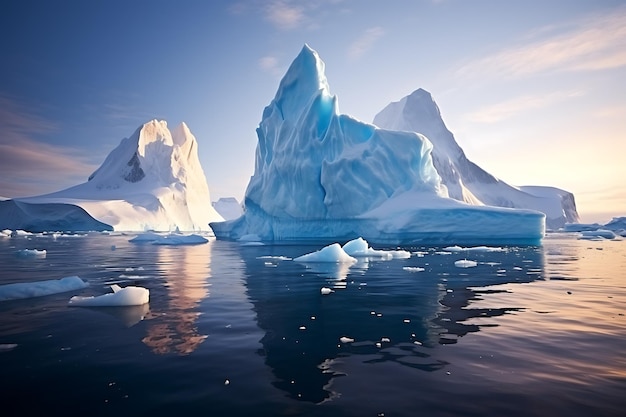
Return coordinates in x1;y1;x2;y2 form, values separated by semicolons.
271;44;331;121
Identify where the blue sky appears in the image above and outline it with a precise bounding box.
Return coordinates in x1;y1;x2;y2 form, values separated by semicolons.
1;0;624;223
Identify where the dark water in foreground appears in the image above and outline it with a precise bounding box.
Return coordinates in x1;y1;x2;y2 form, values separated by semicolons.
0;233;624;416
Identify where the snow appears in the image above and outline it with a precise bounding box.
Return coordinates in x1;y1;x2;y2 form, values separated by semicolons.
294;243;357;263
373;88;579;230
212;197;243;221
68;284;149;307
0;276;88;301
211;45;545;245
3;120;223;232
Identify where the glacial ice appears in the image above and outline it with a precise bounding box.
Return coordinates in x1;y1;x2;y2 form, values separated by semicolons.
210;45;545;245
68;284;149;307
454;259;478;268
0;276;89;302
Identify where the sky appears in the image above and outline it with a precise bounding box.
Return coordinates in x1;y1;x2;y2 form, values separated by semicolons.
1;0;624;224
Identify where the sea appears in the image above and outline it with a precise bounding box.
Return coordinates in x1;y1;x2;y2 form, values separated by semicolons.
0;232;624;417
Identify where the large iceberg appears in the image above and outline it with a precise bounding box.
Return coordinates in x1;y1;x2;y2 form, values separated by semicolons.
211;45;545;245
373;88;579;230
1;120;223;232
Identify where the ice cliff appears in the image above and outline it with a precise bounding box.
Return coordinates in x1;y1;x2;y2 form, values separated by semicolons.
373;88;579;229
210;45;545;244
2;120;223;231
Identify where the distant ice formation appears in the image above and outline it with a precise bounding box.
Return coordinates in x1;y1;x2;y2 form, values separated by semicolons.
1;120;223;232
212;197;243;221
373;88;579;230
129;232;209;245
211;45;545;245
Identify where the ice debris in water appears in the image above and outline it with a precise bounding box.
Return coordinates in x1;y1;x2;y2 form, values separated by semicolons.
0;276;88;301
443;245;506;252
403;266;425;272
339;336;354;344
321;287;333;295
68;284;149;307
16;249;47;257
129;232;208;245
454;259;478;268
342;237;410;259
294;243;357;263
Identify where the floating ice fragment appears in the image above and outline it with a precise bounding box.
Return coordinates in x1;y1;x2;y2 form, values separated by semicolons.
454;259;477;268
320;287;333;295
339;336;354;344
381;337;390;343
224;379;230;386
443;245;506;252
151;234;208;245
579;229;616;239
294;243;357;263
16;249;47;257
0;276;88;301
0;343;18;352
299;326;306;330
257;256;292;261
403;266;425;272
68;284;149;307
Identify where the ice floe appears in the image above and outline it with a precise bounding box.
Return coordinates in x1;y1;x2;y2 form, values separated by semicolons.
68;284;149;307
294;243;357;263
454;259;478;268
16;249;47;257
0;276;88;301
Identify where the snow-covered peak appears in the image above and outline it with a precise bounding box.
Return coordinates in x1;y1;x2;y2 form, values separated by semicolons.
374;89;579;229
16;119;223;231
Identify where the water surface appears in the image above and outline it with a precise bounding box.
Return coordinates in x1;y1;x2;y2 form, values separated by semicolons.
0;233;624;416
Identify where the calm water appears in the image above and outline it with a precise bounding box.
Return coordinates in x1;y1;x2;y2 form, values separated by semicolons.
0;233;624;416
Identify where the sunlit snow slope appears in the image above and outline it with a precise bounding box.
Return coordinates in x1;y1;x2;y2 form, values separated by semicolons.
211;45;544;244
373;89;579;229
6;120;223;231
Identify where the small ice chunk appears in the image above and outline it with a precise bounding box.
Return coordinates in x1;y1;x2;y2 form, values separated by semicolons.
16;249;47;257
0;276;88;301
454;259;477;268
403;266;425;272
0;343;18;352
151;234;208;245
320;287;333;295
294;243;357;263
381;337;390;343
68;285;149;307
339;336;354;343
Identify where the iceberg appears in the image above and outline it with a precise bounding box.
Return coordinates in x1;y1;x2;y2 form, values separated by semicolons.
1;120;223;232
68;284;149;307
373;88;579;230
0;276;88;302
211;45;545;245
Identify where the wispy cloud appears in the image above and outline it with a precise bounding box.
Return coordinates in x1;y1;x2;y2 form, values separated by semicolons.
263;0;305;30
258;55;283;76
456;6;626;79
231;0;348;31
349;26;385;59
0;94;97;197
466;90;584;124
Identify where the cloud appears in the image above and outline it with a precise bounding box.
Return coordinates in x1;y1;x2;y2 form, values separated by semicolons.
349;26;385;59
263;0;305;30
258;55;282;76
0;94;97;197
466;90;584;124
456;6;626;79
